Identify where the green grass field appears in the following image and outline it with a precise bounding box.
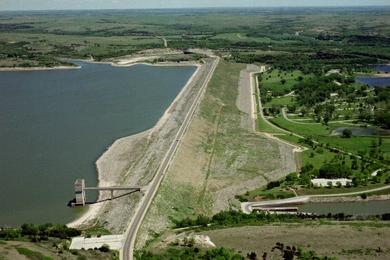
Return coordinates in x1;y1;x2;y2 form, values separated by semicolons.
257;116;284;133
237;187;295;202
16;247;53;260
265;96;294;107
270;115;331;136
271;115;390;160
319;136;390;160
261;69;304;94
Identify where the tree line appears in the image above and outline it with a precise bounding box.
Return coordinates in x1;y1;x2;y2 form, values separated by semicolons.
0;223;81;242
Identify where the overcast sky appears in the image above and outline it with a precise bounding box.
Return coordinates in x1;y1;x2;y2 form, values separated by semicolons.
1;0;390;11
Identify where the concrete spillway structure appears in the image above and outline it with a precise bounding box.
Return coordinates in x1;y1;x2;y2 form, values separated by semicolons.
74;179;86;206
73;179;141;206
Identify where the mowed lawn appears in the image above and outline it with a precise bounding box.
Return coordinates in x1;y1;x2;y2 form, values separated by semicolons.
261;69;304;93
319;136;390;160
270;115;331;136
266;96;295;107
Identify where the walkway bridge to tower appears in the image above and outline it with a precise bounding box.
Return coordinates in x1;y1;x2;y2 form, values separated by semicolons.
72;179;141;206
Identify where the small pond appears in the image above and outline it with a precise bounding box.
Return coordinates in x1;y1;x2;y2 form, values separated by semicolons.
356;76;390;88
375;64;390;73
331;127;389;137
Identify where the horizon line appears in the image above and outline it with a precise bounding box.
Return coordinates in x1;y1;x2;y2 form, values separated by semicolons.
2;5;390;12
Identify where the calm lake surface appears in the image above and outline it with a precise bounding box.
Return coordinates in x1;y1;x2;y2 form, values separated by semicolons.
356;76;390;88
0;61;196;226
375;64;390;73
299;200;390;216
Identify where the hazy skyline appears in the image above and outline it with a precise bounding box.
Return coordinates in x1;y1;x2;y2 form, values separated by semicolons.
1;0;390;11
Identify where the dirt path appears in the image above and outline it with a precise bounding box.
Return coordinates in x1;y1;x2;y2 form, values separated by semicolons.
237;64;301;178
251;66;305;167
156;36;168;48
237;64;261;130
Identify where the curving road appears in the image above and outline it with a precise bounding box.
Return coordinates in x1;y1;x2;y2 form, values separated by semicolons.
242;183;390;214
121;57;220;260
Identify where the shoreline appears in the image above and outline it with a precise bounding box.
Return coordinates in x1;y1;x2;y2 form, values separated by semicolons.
0;65;81;72
67;61;202;228
356;72;390;78
82;58;200;69
371;73;390;78
66;131;150;228
0;55;200;72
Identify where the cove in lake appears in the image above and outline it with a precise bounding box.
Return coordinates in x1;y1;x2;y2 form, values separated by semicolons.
0;61;196;226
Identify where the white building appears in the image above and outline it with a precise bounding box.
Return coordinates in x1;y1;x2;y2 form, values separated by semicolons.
311;178;352;188
326;69;341;76
70;235;124;250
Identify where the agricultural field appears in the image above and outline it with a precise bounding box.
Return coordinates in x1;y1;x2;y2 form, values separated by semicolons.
199;224;390;260
1;7;390;67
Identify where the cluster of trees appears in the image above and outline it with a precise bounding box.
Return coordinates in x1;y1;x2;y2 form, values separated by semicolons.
312;104;336;124
136;242;334;260
135;246;243;260
0;41;66;68
174;215;210;228
373;88;390;129
263;105;282;117
0;23;34;31
293;77;344;107
274;143;388;188
231;50;380;75
277;162;354;188
353;87;390;129
271;242;336;260
291;75;390;130
318;163;352;179
0;223;81;241
174;211;298;228
173;210;390;229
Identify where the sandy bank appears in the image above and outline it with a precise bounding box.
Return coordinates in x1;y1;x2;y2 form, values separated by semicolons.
0;53;196;72
86;58;200;69
356;72;390;78
372;73;390;78
67;131;150;228
0;65;81;72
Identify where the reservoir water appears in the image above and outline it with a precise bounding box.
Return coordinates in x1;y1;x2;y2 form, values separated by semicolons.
356;76;390;88
0;61;196;226
375;64;390;73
